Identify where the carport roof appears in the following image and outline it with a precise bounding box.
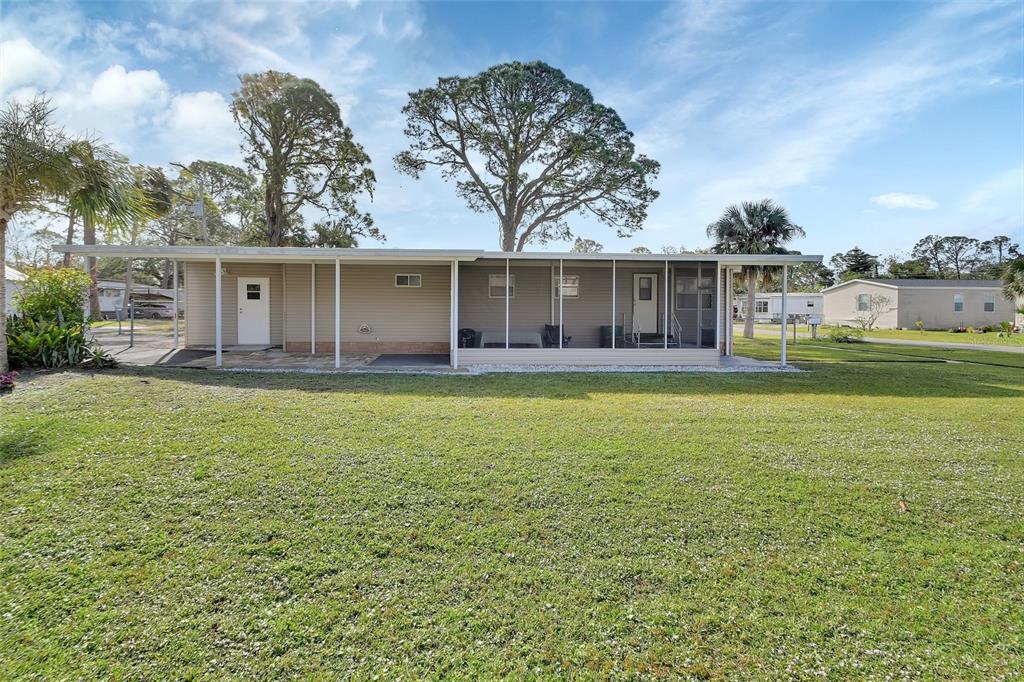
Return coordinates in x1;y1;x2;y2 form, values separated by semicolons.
53;244;822;267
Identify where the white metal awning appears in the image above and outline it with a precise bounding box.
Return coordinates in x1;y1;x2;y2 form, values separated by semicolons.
53;244;822;266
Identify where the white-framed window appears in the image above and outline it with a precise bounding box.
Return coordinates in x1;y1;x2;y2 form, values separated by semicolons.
489;273;515;298
755;300;769;313
552;274;579;299
395;273;422;288
856;293;870;312
983;294;995;312
953;294;964;313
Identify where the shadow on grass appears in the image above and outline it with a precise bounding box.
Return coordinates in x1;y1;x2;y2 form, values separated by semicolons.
72;360;1024;401
0;418;59;466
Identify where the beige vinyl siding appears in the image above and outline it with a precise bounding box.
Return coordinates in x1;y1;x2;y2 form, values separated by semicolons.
897;287;1015;329
822;282;900;329
458;260;717;348
184;261;283;346
283;263;451;349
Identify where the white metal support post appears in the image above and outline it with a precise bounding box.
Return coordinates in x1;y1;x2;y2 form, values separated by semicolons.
611;259;616;350
726;267;734;356
450;259;459;368
505;257;510;350
714;264;721;354
281;263;287;350
334;258;341;369
663;259;669;349
214;257;222;367
780;264;789;367
310;262;316;354
558;259;564;349
172;260;179;348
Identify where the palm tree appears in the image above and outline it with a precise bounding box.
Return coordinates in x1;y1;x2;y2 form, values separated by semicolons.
706;199;805;339
0;98;77;373
64;141;143;320
1003;257;1024;319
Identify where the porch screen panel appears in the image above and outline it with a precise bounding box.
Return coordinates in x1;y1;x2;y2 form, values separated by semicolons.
673;264;699;346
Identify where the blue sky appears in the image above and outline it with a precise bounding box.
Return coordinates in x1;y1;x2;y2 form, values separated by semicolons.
2;0;1022;259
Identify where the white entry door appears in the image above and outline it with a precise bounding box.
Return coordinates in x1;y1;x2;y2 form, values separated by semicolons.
632;273;658;333
237;277;270;345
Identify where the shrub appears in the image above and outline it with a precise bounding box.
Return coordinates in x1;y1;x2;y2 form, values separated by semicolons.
827;326;864;343
915;319;925;332
5;268;115;370
13;268;90;324
6;312;90;369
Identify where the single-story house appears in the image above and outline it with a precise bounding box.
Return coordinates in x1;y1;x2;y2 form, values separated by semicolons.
735;292;822;323
55;245;821;368
4;265;27;313
822;278;1015;330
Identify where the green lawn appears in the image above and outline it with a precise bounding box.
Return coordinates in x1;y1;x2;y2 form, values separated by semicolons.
2;362;1022;678
734;336;1024;368
853;327;1024;347
739;323;1024;347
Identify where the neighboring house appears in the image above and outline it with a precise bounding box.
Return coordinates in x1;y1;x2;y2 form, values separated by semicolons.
734;292;822;323
4;266;27;314
96;280;183;319
56;245;821;367
822;278;1015;330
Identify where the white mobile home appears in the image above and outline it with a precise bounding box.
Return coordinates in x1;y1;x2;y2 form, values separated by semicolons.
735;292;822;323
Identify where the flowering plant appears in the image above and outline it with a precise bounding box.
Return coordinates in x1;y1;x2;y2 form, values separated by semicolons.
0;371;17;392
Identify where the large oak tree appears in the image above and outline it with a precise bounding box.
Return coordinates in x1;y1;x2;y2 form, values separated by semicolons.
395;61;660;251
231;71;378;246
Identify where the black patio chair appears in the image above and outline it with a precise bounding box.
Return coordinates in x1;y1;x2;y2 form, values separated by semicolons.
543;324;571;348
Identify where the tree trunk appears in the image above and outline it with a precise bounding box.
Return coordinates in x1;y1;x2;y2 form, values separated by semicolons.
83;215;101;321
63;210;76;268
265;180;285;246
160;229;178;288
744;269;756;340
1;219;8;373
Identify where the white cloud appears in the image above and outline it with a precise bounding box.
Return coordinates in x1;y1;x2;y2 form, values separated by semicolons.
161;91;241;164
0;37;62;95
632;0;1024;240
871;193;939;210
89;64;169;111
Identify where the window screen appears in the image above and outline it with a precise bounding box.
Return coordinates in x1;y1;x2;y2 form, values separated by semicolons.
395;274;422;287
856;294;870;312
674;275;696;308
953;294;964;312
983;295;995;312
489;274;515;298
553;275;579;298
